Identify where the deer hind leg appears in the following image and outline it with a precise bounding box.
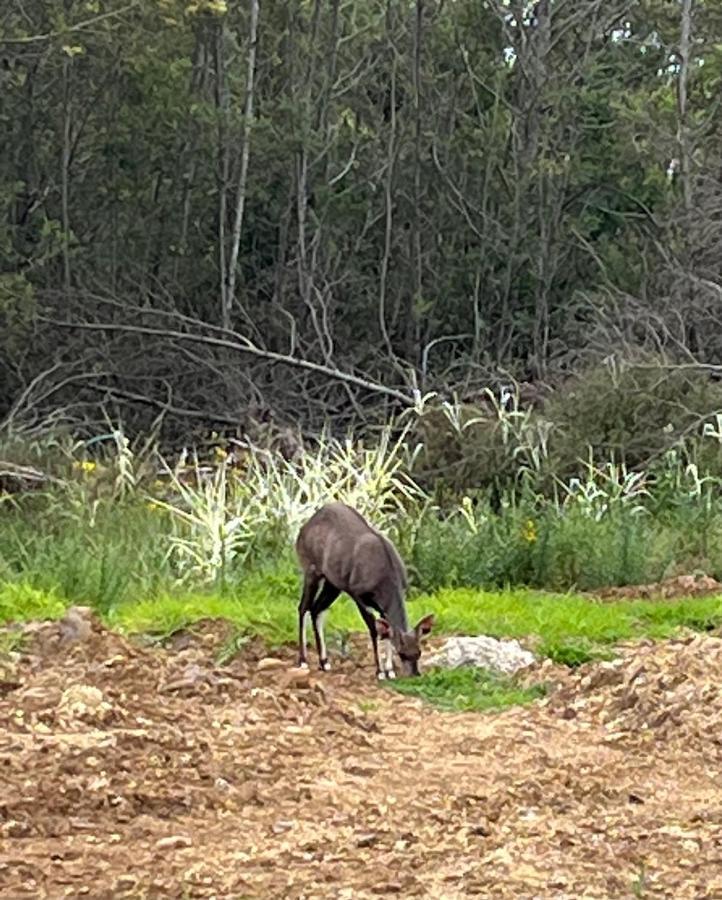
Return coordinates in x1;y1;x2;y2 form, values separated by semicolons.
354;600;383;680
297;571;321;668
311;581;340;671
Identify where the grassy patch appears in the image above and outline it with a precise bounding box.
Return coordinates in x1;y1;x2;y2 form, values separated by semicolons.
539;639;617;667
3;574;720;671
420;587;722;654
386;667;546;712
106;568;364;646
0;583;66;623
0;628;26;656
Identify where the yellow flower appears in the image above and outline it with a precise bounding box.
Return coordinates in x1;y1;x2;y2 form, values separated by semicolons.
214;446;228;460
521;519;537;543
73;460;97;474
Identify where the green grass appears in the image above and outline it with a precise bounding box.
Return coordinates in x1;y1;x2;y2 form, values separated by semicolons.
386;667;547;712
421;587;722;664
0;582;67;623
3;574;722;669
0;628;26;656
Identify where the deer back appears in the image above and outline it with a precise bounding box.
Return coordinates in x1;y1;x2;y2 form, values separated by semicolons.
296;503;407;613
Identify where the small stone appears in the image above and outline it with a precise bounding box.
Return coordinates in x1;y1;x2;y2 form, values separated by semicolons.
155;835;192;850
257;657;285;672
282;667;311;689
356;833;378;847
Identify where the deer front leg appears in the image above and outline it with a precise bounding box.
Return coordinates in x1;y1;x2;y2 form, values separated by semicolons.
355;601;383;679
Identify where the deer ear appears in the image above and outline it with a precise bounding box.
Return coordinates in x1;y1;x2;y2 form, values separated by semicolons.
415;614;435;636
376;618;392;639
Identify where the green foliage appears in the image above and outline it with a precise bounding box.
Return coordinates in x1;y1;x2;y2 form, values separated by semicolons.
419;587;722;652
0;492;174;613
386;667;547;713
0;583;65;622
413;365;722;502
545;364;722;476
5;418;722;619
107;577;363;647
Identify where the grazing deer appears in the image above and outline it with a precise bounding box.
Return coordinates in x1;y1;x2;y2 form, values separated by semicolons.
295;502;434;679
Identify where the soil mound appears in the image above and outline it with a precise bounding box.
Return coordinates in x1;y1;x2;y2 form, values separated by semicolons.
1;612;721;897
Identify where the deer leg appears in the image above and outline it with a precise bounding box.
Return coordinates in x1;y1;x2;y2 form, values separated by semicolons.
382;639;396;680
311;582;340;671
355;601;383;679
297;571;321;668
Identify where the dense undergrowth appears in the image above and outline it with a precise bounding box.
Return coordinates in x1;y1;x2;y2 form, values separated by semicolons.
2;383;722;674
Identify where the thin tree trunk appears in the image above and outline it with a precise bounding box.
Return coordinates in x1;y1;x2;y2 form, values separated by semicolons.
677;0;694;214
175;26;209;284
215;20;230;322
378;48;397;361
225;0;260;330
409;0;424;361
61;54;72;294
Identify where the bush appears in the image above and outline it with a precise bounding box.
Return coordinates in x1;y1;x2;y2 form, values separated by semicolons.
412;362;722;501
545;361;722;476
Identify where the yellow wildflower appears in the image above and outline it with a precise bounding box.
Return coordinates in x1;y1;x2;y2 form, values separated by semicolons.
73;460;97;474
521;519;537;543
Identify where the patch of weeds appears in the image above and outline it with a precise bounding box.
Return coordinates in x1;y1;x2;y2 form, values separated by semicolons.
386;666;546;713
540;639;617;667
328;627;354;659
0;628;26;655
215;629;250;666
630;596;722;636
0;582;66;623
631;863;648;898
417;588;722;658
357;699;379;714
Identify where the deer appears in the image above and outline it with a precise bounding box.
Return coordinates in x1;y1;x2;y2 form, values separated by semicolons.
295;501;434;679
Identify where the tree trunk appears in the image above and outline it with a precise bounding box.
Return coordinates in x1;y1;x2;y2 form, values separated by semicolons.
225;0;260;330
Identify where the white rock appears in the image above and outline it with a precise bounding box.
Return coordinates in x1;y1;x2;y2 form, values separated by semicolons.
424;635;535;675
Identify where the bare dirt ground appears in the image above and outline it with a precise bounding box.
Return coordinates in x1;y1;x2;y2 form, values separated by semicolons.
1;611;722;899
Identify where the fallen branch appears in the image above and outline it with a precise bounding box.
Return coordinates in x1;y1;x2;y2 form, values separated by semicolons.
40;317;416;407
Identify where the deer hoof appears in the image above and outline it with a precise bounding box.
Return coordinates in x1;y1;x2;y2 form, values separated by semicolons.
296;661;309;670
386;669;396;680
319;659;331;672
377;671;387;681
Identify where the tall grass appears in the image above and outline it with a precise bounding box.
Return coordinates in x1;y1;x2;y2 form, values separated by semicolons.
2;399;722;623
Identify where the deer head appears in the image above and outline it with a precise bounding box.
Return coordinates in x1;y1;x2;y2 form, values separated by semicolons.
376;614;435;676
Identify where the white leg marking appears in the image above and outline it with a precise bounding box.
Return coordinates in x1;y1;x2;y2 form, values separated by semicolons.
317;609;331;670
383;640;396;678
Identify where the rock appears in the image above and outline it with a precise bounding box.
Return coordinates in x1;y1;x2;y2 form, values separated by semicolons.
424;635;535;675
58;684;113;722
155;835;192;850
59;607;94;644
281;667;311;689
356;832;378;847
256;657;285;672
